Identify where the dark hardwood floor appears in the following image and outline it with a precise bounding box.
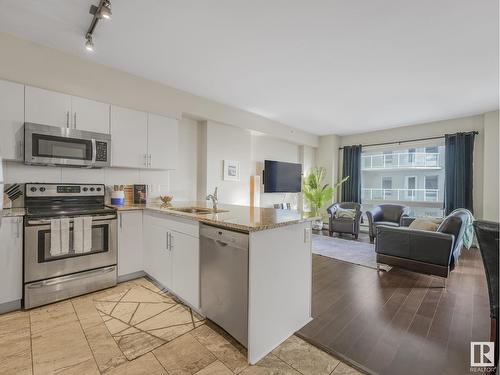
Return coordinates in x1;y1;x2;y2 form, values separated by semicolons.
298;233;490;375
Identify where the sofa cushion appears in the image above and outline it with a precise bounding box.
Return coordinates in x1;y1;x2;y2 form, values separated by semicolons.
335;208;356;219
374;221;400;228
409;218;442;232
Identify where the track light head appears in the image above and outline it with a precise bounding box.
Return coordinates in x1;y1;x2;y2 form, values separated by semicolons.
85;34;94;52
99;0;112;20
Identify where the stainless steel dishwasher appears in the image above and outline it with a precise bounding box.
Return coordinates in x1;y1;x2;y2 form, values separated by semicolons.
200;223;249;347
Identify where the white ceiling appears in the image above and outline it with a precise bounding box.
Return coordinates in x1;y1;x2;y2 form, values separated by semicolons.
0;0;498;135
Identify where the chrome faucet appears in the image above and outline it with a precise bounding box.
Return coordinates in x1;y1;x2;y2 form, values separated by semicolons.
206;187;218;211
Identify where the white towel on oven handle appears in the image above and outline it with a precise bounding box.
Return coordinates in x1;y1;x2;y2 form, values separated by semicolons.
60;218;70;255
83;216;93;253
73;216;84;254
50;219;61;256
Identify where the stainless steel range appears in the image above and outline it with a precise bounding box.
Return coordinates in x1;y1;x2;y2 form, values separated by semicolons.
24;183;117;309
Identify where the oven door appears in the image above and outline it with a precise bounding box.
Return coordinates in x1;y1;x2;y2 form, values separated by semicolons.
24;215;117;283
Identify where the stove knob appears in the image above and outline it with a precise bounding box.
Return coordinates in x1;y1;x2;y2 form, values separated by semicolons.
83;187;88;192
96;187;101;192
30;187;37;192
90;187;95;192
39;187;46;192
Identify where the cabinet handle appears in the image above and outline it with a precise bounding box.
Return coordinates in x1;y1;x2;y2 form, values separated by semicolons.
74;112;77;128
148;154;152;168
170;233;174;250
66;111;70;128
166;231;169;250
119;213;122;229
144;154;148;167
19;140;23;159
16;219;20;238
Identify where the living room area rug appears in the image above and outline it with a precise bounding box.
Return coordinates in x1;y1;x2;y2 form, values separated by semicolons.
312;234;390;270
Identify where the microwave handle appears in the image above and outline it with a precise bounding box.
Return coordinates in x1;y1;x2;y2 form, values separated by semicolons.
91;139;97;164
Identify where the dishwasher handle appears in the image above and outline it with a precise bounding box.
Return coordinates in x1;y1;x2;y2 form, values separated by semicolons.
200;224;249;250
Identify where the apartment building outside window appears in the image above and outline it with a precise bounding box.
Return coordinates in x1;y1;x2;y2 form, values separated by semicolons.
361;142;445;218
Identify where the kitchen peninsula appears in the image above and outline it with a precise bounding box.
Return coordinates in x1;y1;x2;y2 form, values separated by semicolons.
113;201;315;364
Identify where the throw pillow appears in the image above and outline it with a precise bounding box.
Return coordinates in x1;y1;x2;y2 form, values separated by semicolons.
409;218;442;231
335;208;356;219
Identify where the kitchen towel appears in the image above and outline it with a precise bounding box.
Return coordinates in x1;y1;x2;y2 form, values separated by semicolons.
60;218;70;255
50;219;61;256
83;216;93;253
73;217;84;253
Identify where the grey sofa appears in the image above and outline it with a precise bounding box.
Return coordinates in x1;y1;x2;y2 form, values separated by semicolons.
375;210;469;280
366;204;407;243
326;202;362;239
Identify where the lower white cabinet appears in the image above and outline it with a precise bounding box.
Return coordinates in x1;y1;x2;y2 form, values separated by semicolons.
143;212;199;308
171;230;200;309
117;211;144;278
143;215;173;289
0;217;23;308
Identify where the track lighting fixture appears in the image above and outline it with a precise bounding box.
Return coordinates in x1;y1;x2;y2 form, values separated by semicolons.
99;0;112;20
84;0;112;52
85;34;94;52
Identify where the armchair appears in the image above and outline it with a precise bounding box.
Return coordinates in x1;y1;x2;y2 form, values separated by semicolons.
366;204;407;243
375;210;469;282
326;202;362;239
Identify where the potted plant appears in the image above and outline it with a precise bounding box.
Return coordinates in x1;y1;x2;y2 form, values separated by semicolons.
303;167;349;230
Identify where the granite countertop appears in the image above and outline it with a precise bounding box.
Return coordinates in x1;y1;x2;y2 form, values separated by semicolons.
1;208;26;217
143;201;319;233
106;203;146;211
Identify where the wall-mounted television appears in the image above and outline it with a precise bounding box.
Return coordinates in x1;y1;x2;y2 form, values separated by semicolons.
264;160;302;193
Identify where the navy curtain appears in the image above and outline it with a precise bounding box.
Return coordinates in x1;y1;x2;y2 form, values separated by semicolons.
341;145;362;203
444;132;476;215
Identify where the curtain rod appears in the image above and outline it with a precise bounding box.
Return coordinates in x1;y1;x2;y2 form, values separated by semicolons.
338;131;479;150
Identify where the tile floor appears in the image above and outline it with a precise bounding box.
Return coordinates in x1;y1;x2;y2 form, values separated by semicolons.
0;278;362;375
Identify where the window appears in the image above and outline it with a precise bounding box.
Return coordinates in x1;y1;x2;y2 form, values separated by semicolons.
408;148;416;163
425;175;439;201
361;142;445;218
405;176;417;200
381;176;392;199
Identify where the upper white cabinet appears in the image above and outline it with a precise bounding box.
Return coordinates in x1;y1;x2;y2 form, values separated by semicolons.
147;113;178;170
25;86;72;128
110;105;148;168
25;86;110;133
117;211;144;278
0;80;25;160
71;96;110;134
0;217;23;309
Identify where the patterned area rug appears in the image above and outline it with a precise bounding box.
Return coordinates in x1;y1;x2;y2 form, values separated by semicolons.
312;235;390;271
94;281;204;360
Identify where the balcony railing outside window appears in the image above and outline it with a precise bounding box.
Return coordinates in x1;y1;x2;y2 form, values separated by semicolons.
362;188;440;202
362;152;440;169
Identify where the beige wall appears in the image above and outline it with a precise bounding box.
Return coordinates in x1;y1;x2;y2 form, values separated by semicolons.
317;113;499;219
316;134;341;208
483;110;500;221
0;33;318;147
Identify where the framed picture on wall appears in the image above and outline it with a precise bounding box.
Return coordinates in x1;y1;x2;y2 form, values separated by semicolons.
223;160;240;181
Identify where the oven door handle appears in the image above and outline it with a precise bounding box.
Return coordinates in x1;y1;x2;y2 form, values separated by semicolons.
27;215;117;225
26;266;116;289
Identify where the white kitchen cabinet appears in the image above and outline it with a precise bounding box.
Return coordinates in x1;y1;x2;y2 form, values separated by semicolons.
117;211;143;278
143;214;173;289
71;96;110;134
110;105;148;168
147;113;178;170
0;79;25;160
0;217;23;309
25;86;72;128
171;230;200;308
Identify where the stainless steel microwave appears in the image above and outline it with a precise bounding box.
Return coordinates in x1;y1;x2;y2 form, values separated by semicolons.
24;123;111;168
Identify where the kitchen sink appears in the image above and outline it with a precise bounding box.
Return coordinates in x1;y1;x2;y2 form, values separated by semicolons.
169;207;227;214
